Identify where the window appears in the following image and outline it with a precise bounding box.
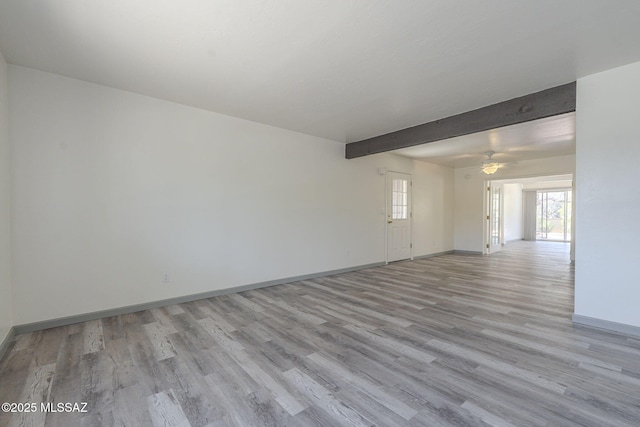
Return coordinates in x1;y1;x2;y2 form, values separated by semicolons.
391;178;408;220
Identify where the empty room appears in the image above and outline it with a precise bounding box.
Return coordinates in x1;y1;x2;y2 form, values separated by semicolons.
1;1;640;426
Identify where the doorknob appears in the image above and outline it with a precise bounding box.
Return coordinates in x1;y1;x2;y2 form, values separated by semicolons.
387;220;393;224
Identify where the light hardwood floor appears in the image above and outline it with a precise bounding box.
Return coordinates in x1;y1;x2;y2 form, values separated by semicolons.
1;241;640;426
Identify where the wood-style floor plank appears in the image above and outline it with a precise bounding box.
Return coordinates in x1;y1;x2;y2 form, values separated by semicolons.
2;241;640;426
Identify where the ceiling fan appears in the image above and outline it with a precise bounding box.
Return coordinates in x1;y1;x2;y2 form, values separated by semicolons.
482;151;502;175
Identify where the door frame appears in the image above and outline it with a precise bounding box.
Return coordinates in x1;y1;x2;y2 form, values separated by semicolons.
385;170;413;263
484;180;504;254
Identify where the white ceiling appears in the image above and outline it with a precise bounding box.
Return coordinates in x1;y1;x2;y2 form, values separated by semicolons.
1;1;640;145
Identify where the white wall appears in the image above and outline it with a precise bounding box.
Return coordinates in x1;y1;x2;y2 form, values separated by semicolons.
453;167;484;252
575;61;640;328
412;160;455;256
454;155;575;252
503;183;523;242
0;52;13;343
9;65;454;325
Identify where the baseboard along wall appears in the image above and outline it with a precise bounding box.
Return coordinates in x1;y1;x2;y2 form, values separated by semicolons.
0;327;16;363
572;314;640;338
13;254;640;347
13;261;386;335
413;250;455;260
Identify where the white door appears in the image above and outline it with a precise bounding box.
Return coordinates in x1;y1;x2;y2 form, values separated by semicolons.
387;172;412;262
486;182;503;254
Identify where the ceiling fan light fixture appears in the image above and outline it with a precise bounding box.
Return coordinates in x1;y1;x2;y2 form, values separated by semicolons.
481;151;500;174
482;162;500;174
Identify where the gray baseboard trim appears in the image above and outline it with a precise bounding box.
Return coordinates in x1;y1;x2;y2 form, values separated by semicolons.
453;250;483;255
413;250;454;260
0;327;16;363
572;314;640;338
14;261;386;335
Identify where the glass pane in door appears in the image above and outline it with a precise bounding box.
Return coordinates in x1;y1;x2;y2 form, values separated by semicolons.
391;178;408;220
491;186;501;245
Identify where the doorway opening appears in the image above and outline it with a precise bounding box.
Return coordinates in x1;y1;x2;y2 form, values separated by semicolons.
536;190;572;242
483;174;575;261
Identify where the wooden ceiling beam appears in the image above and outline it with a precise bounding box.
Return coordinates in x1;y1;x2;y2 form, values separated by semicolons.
345;82;576;159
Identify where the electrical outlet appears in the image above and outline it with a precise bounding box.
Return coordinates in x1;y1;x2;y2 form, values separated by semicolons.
162;273;170;283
